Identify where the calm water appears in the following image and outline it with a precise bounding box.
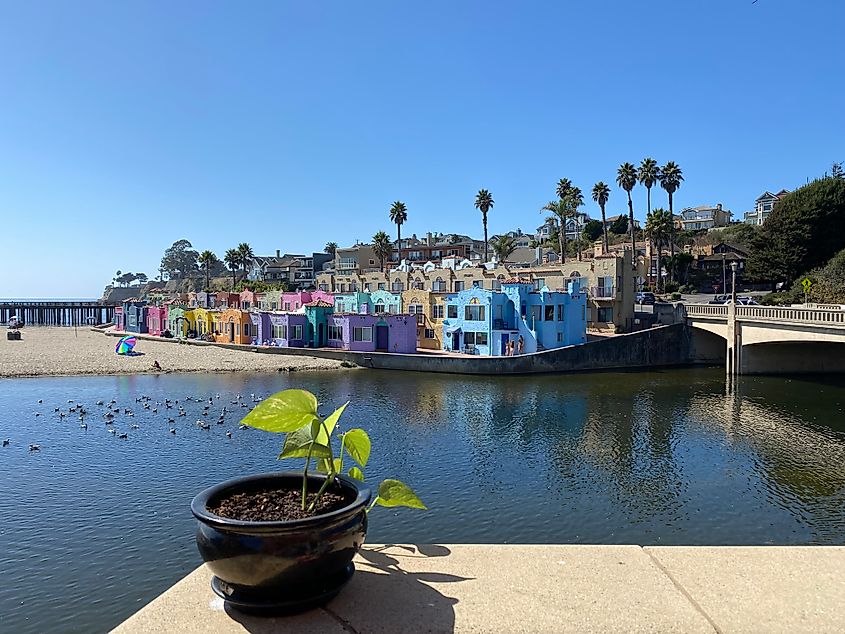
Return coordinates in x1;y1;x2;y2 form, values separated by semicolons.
2;368;845;632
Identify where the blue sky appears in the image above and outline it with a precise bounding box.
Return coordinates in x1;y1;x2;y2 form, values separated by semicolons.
1;0;843;297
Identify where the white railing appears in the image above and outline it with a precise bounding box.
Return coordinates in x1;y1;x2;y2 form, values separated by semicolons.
590;286;616;299
685;303;845;327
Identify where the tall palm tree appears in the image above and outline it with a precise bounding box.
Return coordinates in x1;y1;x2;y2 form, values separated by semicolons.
491;235;517;264
591;182;610;252
388;201;408;266
224;249;240;290
237;242;255;283
616;163;638;270
566;186;584;261
658;161;684;265
324;242;338;257
555;178;572;200
638;158;660;284
474;189;494;262
645;208;672;293
372;231;392;272
541;200;567;263
198;250;216;291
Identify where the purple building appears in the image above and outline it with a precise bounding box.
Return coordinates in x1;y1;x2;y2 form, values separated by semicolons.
255;311;309;347
325;313;417;353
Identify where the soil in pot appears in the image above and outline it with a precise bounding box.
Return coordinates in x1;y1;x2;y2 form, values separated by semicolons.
209;486;352;522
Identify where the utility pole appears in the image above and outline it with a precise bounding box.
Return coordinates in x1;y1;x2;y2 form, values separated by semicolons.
730;261;738;304
722;253;727;296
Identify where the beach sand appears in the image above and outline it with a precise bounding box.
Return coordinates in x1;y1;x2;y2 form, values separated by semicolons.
0;328;348;378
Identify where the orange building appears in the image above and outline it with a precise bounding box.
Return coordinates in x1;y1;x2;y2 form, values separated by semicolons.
216;308;255;344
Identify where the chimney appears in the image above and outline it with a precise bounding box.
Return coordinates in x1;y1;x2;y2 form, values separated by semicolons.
426;232;432;246
276;249;280;258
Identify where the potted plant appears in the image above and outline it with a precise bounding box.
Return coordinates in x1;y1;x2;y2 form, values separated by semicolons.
191;389;425;614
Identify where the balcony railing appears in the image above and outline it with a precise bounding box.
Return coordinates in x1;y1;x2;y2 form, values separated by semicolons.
590;286;616;299
415;314;426;326
493;319;514;330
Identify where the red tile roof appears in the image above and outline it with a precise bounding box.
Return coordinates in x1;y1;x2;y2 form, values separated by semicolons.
502;278;531;284
304;300;333;308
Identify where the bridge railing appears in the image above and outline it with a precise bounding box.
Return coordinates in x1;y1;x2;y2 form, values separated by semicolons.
685;303;845;327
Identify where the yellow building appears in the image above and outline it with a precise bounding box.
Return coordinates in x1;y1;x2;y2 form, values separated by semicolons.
193;308;222;339
401;289;447;349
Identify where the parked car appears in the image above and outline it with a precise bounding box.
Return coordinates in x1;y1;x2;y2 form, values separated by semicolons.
636;292;655;305
724;297;759;306
708;295;729;304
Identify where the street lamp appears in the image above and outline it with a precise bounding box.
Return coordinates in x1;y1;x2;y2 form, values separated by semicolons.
730;261;738;304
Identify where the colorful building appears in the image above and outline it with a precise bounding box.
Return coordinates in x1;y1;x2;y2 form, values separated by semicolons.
216;308;254;344
326;313;417;353
303;300;334;347
259;290;282;311
368;289;403;314
441;280;586;355
167;305;195;338
402;289;447;350
193;307;216;338
146;306;168;336
239;289;259;311
216;292;241;309
279;291;313;312
257;312;309;347
333;292;370;315
114;306;125;331
310;289;335;305
123;300;149;334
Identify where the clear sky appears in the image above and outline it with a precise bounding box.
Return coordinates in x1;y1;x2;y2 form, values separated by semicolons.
1;0;843;298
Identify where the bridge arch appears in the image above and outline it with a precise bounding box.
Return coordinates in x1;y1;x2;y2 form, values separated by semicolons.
741;341;845;375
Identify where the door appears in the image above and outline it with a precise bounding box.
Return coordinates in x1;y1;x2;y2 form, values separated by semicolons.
452;332;461;351
501;334;509;355
318;323;324;347
376;325;389;351
229;321;235;342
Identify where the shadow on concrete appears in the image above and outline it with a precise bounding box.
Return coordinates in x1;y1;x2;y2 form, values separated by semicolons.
221;545;469;633
325;544;470;633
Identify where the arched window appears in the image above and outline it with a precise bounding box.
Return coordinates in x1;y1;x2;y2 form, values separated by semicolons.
433;276;446;292
375;301;385;313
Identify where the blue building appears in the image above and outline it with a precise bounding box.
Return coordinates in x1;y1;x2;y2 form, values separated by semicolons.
441;279;586;355
122;300;149;334
333;292;371;315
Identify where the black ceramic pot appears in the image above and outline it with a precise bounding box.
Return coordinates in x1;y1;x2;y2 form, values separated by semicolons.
191;471;371;614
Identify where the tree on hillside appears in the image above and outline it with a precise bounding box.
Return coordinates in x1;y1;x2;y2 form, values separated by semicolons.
160;240;199;280
372;231;392;272
135;273;148;285
389;201;408;264
198;250;217;291
591;182;610;252
831;162;843;180
610;214;628;236
224;249;240;290
237;243;255;282
582;220;604;243
616;163;638;270
541;200;567;264
474;190;494;263
491;235;517;264
658;161;684;265
747;177;845;286
324;242;338;256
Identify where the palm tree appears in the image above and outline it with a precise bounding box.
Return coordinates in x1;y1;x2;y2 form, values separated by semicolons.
372;231;392;272
474;189;494;262
638;158;659;284
566;186;584;261
224;249;240;290
616;162;638;270
645;208;672;293
237;242;255;283
541;200;567;263
658;161;684;265
591;182;610;252
198;250;216;291
388;201;408;266
324;242;338;257
491;235;517;264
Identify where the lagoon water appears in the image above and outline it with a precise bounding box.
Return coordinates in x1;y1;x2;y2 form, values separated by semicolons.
2;368;845;632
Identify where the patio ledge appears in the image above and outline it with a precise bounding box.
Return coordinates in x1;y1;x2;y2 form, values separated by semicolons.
111;544;845;633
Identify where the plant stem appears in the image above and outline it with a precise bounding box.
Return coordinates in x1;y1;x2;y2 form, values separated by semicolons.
302;439;316;511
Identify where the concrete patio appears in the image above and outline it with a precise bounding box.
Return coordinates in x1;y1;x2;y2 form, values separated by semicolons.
112;544;845;633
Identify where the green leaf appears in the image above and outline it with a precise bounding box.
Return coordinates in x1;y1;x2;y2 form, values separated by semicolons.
242;389;318;433
343;428;371;467
375;479;427;510
279;426;332;460
322;402;348;439
348;466;365;481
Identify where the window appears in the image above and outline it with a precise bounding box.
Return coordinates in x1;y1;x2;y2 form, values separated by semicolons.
433;277;446;292
531;305;541;324
597;307;613;323
271;302;278;310
284;302;291;311
454;281;465;292
328;325;343;340
292;325;303;340
492;276;503;290
244;323;251;337
319;284;328;292
534;278;545;290
369;259;376;265
375;301;385;313
472;281;480;288
464;332;488;346
352;326;372;342
447;305;458;319
409;304;423;315
544;305;554;321
336;303;345;313
388;304;398;314
465;305;485;321
338;284;346;293
424;328;435;339
272;324;287;339
557;305;565;321
557;332;563;343
364;283;371;292
432;304;444;319
378;283;386;291
392;282;404;292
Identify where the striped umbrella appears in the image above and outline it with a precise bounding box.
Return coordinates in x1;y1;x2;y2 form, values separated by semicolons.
115;336;137;355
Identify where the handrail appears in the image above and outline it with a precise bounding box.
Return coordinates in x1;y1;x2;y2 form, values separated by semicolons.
685;303;845;326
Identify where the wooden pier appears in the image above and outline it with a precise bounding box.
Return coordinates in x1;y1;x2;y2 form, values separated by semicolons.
0;301;115;326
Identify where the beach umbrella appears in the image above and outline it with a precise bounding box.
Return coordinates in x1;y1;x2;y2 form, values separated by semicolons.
115;336;137;355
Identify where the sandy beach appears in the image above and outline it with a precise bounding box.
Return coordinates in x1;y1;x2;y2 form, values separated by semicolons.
0;327;348;378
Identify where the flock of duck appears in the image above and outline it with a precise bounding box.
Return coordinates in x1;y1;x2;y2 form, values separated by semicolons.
2;392;266;452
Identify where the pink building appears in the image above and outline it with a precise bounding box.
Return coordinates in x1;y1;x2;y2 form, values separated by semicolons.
279;291;312;312
239;289;258;310
146;306;168;336
114;306;125;331
311;289;335;306
216;292;240;309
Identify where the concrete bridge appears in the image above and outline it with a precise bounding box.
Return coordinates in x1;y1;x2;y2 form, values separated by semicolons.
685;303;845;375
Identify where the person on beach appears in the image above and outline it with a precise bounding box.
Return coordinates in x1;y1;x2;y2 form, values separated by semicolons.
517;336;524;355
152;360;162;371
